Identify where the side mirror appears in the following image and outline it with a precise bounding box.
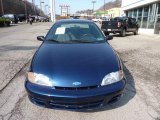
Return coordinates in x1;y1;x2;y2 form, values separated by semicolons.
106;35;113;40
37;36;44;41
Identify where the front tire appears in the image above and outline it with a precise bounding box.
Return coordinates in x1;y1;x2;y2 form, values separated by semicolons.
120;29;126;37
105;32;110;36
134;28;138;35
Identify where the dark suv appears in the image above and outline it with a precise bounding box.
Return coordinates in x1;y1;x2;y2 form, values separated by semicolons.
2;14;19;24
101;17;139;37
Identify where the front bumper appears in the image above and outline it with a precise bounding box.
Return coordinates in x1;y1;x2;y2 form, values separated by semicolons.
25;79;126;110
102;28;122;33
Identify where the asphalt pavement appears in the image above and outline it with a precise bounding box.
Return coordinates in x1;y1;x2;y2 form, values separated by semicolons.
0;22;160;120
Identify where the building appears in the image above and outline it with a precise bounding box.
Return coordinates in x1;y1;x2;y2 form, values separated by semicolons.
76;9;94;17
95;8;121;18
107;8;122;18
122;0;160;34
95;11;108;17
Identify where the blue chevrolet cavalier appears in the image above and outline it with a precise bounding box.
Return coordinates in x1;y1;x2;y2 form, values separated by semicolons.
25;19;126;110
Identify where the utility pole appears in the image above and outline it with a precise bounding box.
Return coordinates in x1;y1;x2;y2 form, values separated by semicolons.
24;0;27;22
48;6;50;15
19;0;27;22
40;1;44;16
45;5;48;15
50;0;56;22
59;5;62;16
66;5;70;16
92;1;96;12
68;6;70;16
32;0;36;15
35;5;38;16
0;0;4;15
104;0;106;16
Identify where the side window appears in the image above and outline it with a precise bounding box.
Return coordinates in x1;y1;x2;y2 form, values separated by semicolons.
132;18;136;23
131;19;133;23
123;19;127;22
128;18;132;24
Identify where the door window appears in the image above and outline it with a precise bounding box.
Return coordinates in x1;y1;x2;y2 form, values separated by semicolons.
148;4;156;29
137;8;143;28
158;3;160;14
142;6;149;28
128;11;132;17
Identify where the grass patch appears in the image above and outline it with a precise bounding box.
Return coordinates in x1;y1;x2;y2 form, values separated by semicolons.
0;17;11;27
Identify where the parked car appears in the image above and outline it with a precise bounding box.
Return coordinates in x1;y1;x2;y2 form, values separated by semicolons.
31;15;39;22
0;17;11;27
44;17;49;22
38;16;49;22
25;19;126;110
2;14;18;24
17;14;26;22
87;17;92;20
92;17;102;23
101;16;111;21
101;17;139;37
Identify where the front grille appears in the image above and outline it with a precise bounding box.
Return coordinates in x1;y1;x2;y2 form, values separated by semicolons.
30;95;104;110
49;100;103;110
55;85;98;90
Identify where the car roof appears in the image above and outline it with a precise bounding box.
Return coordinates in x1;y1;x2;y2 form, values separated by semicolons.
56;19;94;24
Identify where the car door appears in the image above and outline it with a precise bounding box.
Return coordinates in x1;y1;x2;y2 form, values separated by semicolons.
131;18;137;31
127;18;134;31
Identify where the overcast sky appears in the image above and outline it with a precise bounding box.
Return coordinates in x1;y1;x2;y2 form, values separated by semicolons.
28;0;113;14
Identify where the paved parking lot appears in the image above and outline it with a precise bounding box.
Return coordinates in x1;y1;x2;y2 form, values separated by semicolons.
0;22;160;120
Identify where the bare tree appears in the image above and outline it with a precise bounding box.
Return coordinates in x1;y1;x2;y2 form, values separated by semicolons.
98;0;122;11
0;0;44;16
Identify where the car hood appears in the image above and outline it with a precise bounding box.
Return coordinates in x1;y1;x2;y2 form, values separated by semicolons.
31;42;120;87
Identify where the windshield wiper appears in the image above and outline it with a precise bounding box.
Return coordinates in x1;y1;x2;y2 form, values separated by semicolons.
68;40;98;43
46;39;105;43
46;39;60;43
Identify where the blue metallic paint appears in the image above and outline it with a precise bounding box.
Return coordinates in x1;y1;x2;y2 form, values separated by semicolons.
31;43;119;87
25;19;126;110
25;79;126;110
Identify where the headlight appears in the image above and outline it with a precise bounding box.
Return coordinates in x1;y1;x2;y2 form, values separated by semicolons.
101;70;123;86
27;72;53;87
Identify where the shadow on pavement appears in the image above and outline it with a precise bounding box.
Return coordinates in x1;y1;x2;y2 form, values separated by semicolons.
111;33;140;38
84;64;136;113
10;24;19;26
0;45;38;52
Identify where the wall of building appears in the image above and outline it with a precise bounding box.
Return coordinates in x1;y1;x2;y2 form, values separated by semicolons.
122;0;159;10
107;8;122;18
121;0;160;34
96;7;122;18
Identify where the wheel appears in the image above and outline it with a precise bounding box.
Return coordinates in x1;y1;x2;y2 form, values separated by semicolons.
120;29;126;37
15;20;18;24
134;29;138;35
105;32;110;36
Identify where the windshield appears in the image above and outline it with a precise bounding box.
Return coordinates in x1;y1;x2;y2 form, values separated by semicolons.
112;17;127;22
45;22;105;43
